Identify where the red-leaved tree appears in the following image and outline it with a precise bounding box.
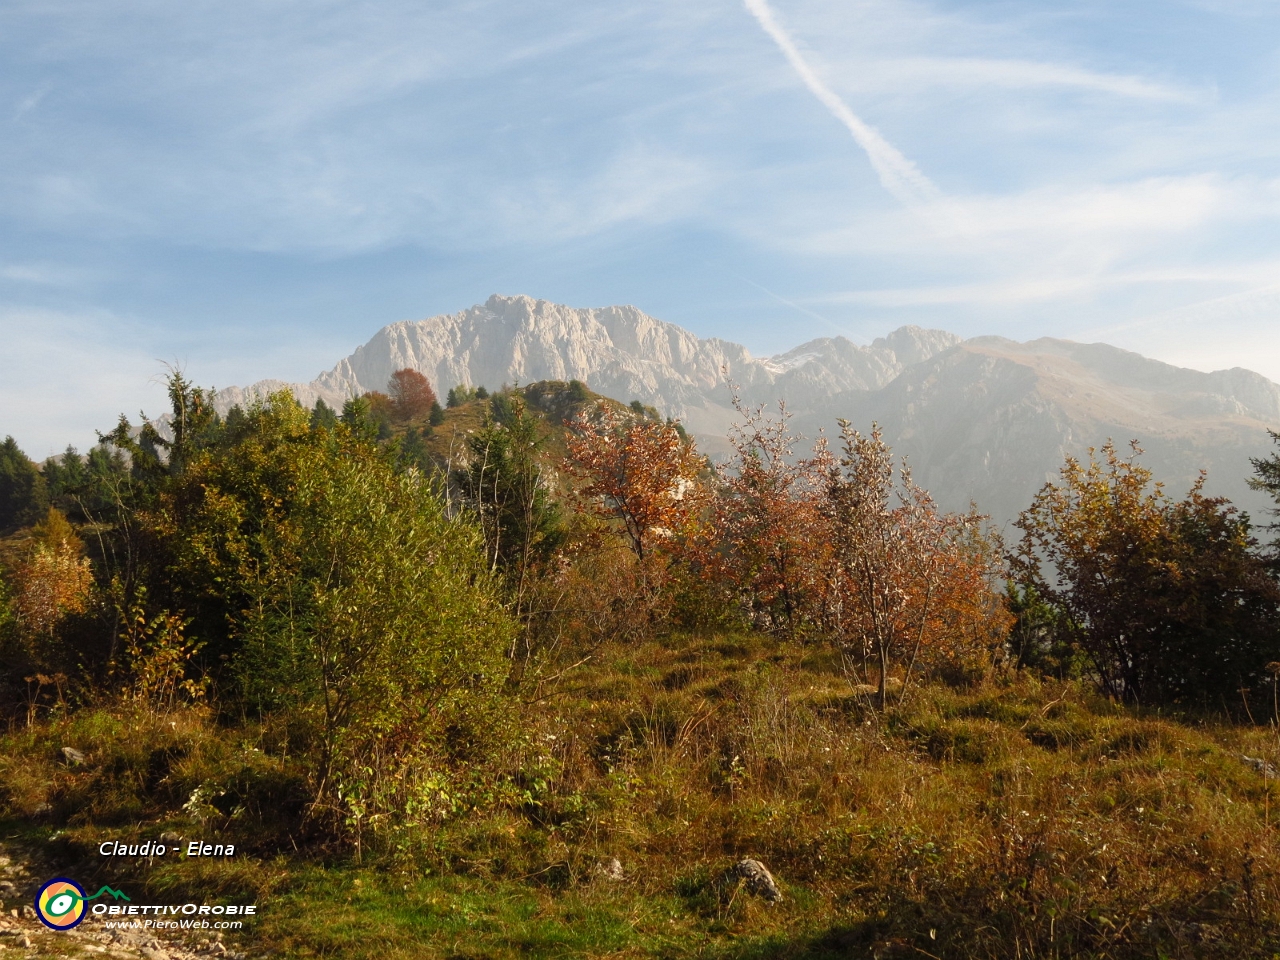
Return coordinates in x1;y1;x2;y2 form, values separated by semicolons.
820;422;1009;707
387;369;438;422
703;395;828;632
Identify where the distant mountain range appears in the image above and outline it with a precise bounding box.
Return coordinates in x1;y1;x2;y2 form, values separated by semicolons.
217;294;1280;528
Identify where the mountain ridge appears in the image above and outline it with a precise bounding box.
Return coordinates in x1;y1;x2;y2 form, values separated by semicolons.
216;294;1280;526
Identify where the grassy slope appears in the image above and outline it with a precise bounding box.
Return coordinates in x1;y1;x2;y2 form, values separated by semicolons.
3;632;1280;959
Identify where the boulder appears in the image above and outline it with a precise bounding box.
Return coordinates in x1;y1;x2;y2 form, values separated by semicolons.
722;858;782;903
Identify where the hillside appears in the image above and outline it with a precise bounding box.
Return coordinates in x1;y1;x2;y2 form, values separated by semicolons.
4;636;1279;959
219;295;1280;526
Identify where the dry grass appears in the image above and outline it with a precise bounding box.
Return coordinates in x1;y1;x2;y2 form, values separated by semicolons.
3;632;1280;958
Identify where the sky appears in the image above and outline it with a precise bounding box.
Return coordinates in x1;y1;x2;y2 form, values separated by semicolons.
2;0;1280;457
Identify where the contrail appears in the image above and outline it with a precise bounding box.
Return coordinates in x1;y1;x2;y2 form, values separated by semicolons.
743;0;939;207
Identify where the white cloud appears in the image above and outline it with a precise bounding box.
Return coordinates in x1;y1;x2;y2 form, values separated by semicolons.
742;0;939;207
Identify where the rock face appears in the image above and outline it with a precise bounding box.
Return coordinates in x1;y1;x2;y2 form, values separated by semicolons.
216;294;960;437
219;294;1280;526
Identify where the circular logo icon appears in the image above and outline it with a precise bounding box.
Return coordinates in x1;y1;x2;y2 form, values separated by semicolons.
35;878;87;930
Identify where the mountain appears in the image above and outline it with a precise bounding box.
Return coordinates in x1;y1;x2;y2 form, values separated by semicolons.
218;294;1280;527
806;336;1280;526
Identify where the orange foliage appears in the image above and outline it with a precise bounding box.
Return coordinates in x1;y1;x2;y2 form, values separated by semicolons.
13;508;93;636
564;403;705;561
699;397;828;632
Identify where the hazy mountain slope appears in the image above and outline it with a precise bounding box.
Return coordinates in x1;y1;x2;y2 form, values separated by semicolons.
218;294;1280;526
801;337;1280;526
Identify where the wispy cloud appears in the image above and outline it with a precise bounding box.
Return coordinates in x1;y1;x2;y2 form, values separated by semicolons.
742;0;939;207
12;85;49;121
864;58;1202;104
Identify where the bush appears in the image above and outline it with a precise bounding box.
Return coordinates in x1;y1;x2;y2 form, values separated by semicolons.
1013;441;1280;706
145;391;515;849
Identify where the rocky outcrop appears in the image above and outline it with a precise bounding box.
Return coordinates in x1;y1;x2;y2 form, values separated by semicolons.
215;294;958;423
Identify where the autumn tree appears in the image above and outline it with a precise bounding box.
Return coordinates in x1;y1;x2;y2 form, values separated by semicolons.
705;396;827;632
564;403;705;562
362;391;395;438
1013;441;1280;705
387;369;438;422
820;423;1007;708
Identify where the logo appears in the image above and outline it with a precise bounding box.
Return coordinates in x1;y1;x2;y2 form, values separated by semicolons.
35;878;130;930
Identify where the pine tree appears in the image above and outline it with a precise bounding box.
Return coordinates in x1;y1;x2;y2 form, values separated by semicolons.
0;436;49;531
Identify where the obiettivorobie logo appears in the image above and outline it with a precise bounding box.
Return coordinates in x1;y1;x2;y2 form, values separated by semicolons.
35;875;258;932
35;878;130;930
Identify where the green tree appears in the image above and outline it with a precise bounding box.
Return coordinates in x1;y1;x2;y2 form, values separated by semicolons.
0;436;48;531
1249;430;1280;561
460;394;563;584
99;370;219;491
310;398;339;431
43;446;86;500
149;389;514;842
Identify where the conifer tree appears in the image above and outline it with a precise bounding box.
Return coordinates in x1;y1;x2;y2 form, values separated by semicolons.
0;436;48;531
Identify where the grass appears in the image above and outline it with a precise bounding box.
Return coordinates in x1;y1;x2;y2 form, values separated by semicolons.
4;631;1280;958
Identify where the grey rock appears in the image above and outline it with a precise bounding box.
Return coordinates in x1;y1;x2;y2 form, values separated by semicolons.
216;295;958;460
595;858;624;881
20;905;35;919
723;858;783;903
61;746;86;765
1243;755;1278;777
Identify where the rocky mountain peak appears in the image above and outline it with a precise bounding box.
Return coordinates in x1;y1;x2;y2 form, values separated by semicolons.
215;295;1280;525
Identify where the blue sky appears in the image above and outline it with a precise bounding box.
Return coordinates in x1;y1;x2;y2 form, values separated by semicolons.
3;0;1279;456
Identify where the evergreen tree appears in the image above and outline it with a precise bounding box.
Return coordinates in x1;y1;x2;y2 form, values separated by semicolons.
43;446;80;499
0;436;49;531
1249;430;1280;558
310;398;338;431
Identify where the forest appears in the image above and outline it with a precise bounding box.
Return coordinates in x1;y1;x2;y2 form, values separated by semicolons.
3;369;1280;959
